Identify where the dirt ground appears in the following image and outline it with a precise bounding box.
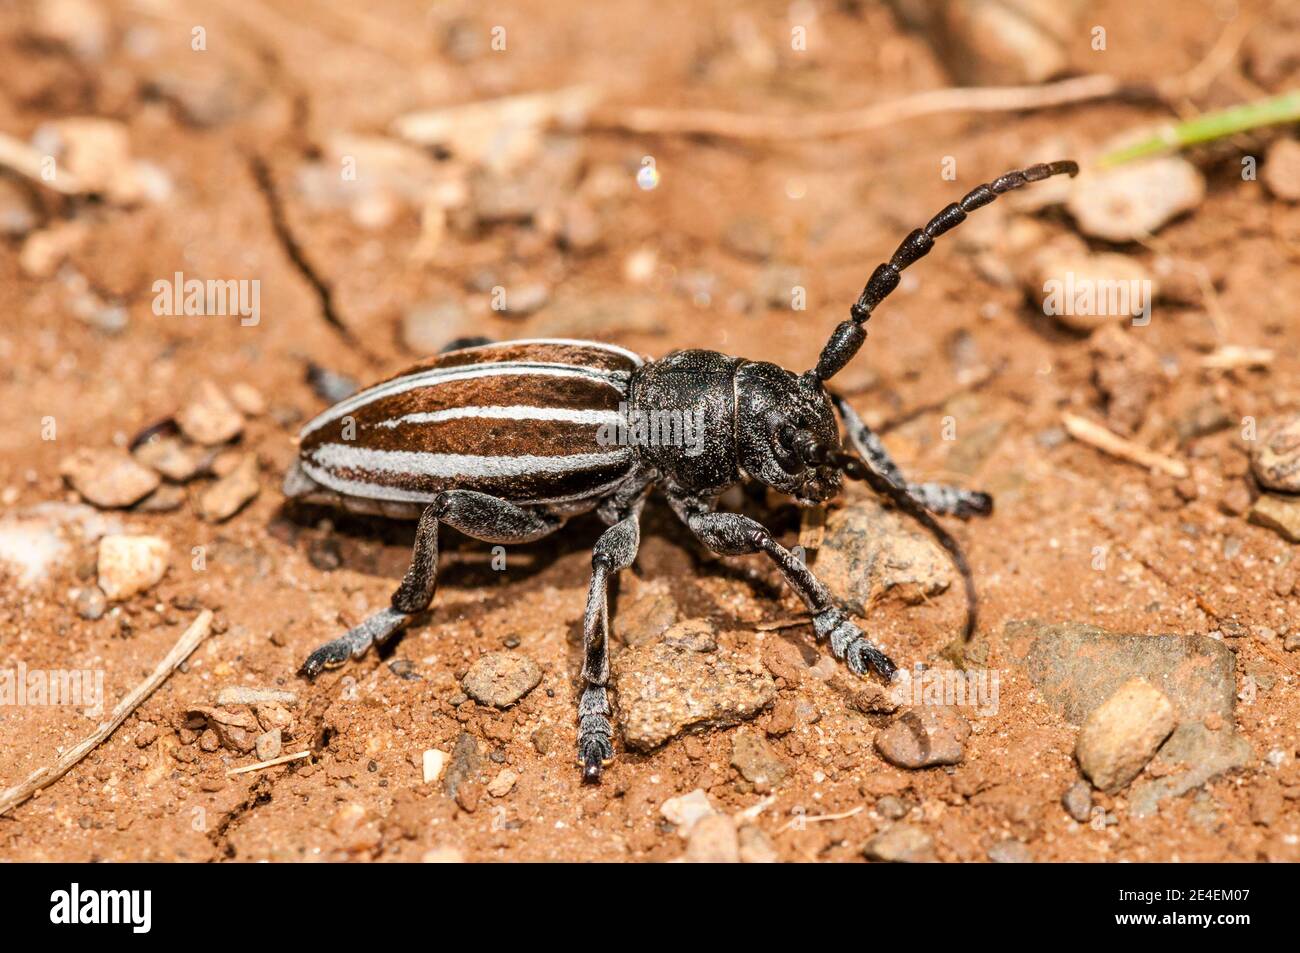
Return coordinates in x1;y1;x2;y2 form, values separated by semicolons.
1;0;1299;863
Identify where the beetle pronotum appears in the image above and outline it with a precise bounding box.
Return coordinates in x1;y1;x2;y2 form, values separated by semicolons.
285;161;1079;782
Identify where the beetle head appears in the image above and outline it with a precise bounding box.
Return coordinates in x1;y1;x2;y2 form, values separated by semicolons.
735;362;842;505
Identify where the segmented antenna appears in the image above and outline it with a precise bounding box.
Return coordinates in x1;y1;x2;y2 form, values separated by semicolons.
811;160;1079;382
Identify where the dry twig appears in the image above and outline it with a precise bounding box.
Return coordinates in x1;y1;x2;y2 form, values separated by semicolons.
0;610;214;816
1062;412;1189;478
585;75;1123;141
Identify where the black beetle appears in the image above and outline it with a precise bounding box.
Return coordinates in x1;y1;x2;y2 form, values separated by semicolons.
284;161;1079;781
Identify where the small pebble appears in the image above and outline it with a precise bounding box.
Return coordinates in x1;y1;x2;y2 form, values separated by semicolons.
255;728;282;761
61;449;160;509
876;795;910;820
197;454;259;522
455;779;482;813
1251;414;1300;493
176;381;244;445
228;382;266;416
988;841;1033;863
1061;780;1092;823
1263;139;1300;202
616;582;679;645
730;729;789;793
863;824;936;863
1076;678;1175;792
422;749;448;784
132;436;204;482
134;484;186;513
1249;494;1300;544
1066;156;1205;242
461;652;542;708
421;846;465;863
487;768;518;798
74;586;107;620
874;707;970;768
500;283;550;317
683;813;740;863
661;789;717;835
97;534;170;600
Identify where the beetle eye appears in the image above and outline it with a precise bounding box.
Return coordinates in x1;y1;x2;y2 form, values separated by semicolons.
770;419;802;474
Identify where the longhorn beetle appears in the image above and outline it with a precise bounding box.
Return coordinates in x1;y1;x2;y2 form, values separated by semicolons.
285;161;1079;782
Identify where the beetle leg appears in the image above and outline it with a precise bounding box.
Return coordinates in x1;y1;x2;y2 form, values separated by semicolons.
833;394;992;518
672;499;896;681
577;506;642;783
300;491;561;678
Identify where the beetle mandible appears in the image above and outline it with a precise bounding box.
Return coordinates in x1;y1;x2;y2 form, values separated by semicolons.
285;161;1079;781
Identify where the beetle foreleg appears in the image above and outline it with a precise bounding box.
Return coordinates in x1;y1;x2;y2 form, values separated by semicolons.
674;501;896;681
300;492;562;678
578;507;642;783
833;395;992;518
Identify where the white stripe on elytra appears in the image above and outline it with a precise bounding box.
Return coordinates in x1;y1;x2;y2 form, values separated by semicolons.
373;405;624;429
309;443;634;480
449;338;645;367
299;460;635;506
299;363;628;438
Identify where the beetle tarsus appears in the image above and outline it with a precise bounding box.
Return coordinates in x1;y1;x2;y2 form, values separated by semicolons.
299;608;410;678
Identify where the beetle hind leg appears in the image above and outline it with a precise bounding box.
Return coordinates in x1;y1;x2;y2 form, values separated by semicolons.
300;492;561;678
578;685;614;782
577;508;642;783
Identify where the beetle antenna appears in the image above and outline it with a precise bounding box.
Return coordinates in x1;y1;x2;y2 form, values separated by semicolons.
781;427;981;643
810;160;1078;382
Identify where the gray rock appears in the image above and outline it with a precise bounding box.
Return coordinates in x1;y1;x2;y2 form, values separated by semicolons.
613;641;775;751
1252;414;1300;491
1062;780;1092;823
660;619;717;653
730;728;789;792
74;586;107;620
1249;494;1300;543
1008;621;1252;816
461;652;542;708
443;731;481;800
876;796;910;820
863;824;936;863
874;707;970;768
814;497;952;614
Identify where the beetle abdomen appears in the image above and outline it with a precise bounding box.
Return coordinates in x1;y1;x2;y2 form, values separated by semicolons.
295;339;643;505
